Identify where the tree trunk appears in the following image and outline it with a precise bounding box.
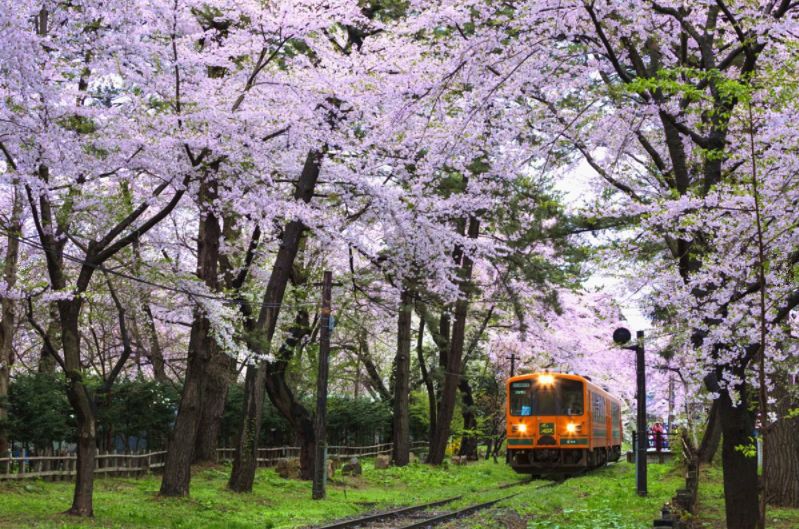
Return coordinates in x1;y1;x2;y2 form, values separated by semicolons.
428;217;479;465
59;301;96;516
718;384;759;529
160;180;221;496
27;152;185;514
228;365;266;491
415;316;437;449
262;311;315;480
298;430;316;480
765;415;799;507
392;289;413;466
193;347;232;464
458;377;478;460
765;374;799;507
356;329;391;402
0;185;22;457
131;240;168;383
139;300;168;383
698;399;722;465
159;312;214;495
37;303;60;374
229;149;321;492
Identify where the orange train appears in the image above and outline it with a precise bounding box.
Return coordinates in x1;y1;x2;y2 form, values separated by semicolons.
505;372;623;475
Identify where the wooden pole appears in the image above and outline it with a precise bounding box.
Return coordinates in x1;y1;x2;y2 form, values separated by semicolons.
312;271;332;500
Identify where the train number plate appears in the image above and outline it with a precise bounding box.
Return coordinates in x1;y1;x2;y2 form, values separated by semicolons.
560;438;588;445
539;422;555;435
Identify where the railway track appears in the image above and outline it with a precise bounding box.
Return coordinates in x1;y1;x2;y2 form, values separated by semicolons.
310;478;553;529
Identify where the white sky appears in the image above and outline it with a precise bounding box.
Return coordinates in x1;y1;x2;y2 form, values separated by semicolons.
555;159;652;332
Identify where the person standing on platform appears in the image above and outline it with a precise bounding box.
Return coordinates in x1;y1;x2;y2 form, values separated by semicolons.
652;422;665;453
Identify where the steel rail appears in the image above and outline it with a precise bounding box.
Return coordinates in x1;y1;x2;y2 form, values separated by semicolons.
309;478;549;529
394;493;520;529
312;496;463;529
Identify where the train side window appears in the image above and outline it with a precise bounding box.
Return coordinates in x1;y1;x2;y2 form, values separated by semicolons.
611;402;620;423
592;392;606;422
611;402;621;437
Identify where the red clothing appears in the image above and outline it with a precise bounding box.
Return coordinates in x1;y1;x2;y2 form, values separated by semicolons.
652;424;665;452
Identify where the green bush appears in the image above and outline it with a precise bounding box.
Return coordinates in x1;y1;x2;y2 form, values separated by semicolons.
95;377;179;451
5;372;75;450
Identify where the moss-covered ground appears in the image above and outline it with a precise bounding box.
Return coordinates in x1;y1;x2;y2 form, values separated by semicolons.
0;459;688;529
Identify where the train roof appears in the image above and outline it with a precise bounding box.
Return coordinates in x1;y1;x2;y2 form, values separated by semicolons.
507;372;622;404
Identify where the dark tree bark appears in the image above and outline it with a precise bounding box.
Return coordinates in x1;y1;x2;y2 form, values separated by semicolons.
765;415;799;507
193;350;233;464
0;185;22;458
716;370;758;529
392;289;413;466
697;399;721;465
160;179;221;496
457;377;478;460
60;304;97;516
228;364;266;490
428;217;479;465
765;374;799;507
229;149;321;492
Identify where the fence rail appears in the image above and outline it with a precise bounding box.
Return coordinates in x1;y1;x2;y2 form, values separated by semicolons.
0;441;430;482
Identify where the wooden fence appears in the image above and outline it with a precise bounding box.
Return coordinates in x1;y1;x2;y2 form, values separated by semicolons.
0;441;429;482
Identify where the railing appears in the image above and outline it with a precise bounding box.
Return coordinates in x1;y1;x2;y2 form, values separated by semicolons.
0;451;167;481
631;431;680;453
0;441;430;481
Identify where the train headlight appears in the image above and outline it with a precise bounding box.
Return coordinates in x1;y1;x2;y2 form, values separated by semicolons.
538;374;555;386
566;422;577;434
517;423;527;433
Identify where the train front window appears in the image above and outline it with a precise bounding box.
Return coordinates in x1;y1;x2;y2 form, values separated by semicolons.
509;378;584;416
510;381;533;416
560;379;584;416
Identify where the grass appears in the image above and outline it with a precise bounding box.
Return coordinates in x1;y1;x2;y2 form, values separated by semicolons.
693;465;799;529
0;459;523;529
452;461;685;529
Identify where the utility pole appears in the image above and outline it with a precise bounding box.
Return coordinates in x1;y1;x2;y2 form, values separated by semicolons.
312;271;333;500
635;330;647;497
613;327;647;497
506;353;518;377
